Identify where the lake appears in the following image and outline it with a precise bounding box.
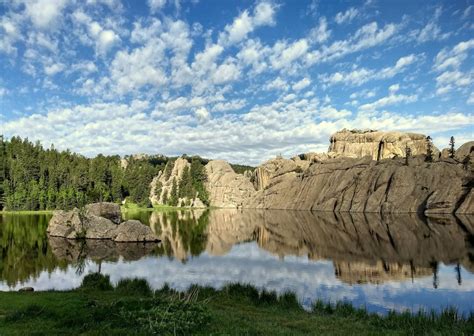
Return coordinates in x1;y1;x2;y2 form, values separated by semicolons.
1;209;473;315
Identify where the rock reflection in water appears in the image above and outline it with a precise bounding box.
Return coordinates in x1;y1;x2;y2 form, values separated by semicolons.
145;209;474;285
48;237;160;265
1;210;473;289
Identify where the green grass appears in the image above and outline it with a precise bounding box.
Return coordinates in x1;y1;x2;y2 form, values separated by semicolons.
0;275;473;335
0;210;54;214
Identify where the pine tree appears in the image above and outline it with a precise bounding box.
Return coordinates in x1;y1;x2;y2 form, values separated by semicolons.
449;136;455;158
425;136;434;162
169;177;178;206
405;143;411;166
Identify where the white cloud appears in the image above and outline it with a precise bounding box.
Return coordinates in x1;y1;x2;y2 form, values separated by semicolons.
359;93;418;111
309;17;331;44
335;7;359;24
417;7;449;43
307;21;398;65
265;77;288;91
270;39;309;70
23;0;68;29
320;106;352;119
467;92;474;105
237;39;270;74
219;1;276;46
44;62;65;76
0;14;22;55
320;54;416;87
148;0;167;13
72;10;120;55
292;77;311;91
388;84;400;93
195;107;210;121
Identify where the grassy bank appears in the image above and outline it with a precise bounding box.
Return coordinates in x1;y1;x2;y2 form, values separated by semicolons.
0;210;54;215
0;274;473;335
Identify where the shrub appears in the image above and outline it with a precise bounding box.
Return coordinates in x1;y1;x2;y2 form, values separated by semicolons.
80;273;113;291
115;278;152;296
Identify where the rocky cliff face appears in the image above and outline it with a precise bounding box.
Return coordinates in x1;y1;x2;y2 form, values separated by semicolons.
328;129;438;160
150;157;205;207
205;160;256;208
244;156;473;214
146;130;473;214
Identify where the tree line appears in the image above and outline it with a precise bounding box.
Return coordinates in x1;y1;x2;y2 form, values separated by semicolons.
0;136;254;211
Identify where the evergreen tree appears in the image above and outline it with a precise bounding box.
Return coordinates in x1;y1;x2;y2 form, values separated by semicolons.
190;159;209;205
405;143;411;166
169;177;178;206
425;136;434;162
449;136;455;158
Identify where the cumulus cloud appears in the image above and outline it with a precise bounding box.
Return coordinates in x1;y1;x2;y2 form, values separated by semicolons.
218;1;276;46
23;0;68;29
359;93;418;111
433;39;474;96
292;77;311;91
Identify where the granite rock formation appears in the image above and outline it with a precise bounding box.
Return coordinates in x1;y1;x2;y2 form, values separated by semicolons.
146;129;473;214
205;160;256;208
150;157;205;207
245;156;473;214
328;129;438;160
47;202;159;242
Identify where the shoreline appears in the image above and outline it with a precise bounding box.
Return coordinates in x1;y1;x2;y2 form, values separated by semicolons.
1;274;472;335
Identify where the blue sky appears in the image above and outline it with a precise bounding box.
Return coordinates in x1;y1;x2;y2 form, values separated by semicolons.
0;0;472;164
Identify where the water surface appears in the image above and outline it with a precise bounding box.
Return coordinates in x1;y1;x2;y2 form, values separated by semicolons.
1;210;473;314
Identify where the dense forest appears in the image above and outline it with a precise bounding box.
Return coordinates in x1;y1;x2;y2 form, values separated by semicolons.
0;136;253;211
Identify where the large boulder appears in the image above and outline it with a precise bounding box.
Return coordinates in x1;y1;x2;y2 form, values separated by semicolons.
83;215;118;239
47;209;83;239
455;141;474;161
85;202;121;224
113;220;160;242
47;204;160;242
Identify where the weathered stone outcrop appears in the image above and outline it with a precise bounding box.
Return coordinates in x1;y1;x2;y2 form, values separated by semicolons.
85;202;121;224
47;203;159;242
113;220;159;242
251;156;308;190
455;141;474;161
245;156;473;214
205;160;256;208
328;129;439;160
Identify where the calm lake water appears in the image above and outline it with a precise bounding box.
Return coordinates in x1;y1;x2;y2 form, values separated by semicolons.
1;209;473;315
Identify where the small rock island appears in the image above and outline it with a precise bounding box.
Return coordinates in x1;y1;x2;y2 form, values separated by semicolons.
47;202;159;242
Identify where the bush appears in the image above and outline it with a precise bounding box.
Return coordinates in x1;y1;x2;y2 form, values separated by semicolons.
115;278;152;296
118;298;211;334
80;273;113;291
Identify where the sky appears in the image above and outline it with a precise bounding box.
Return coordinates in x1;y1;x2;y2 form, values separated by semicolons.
0;0;473;164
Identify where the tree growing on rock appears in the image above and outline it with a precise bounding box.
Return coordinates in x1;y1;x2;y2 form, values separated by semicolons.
405;143;412;166
425;136;434;162
169;177;178;206
449;136;455;158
